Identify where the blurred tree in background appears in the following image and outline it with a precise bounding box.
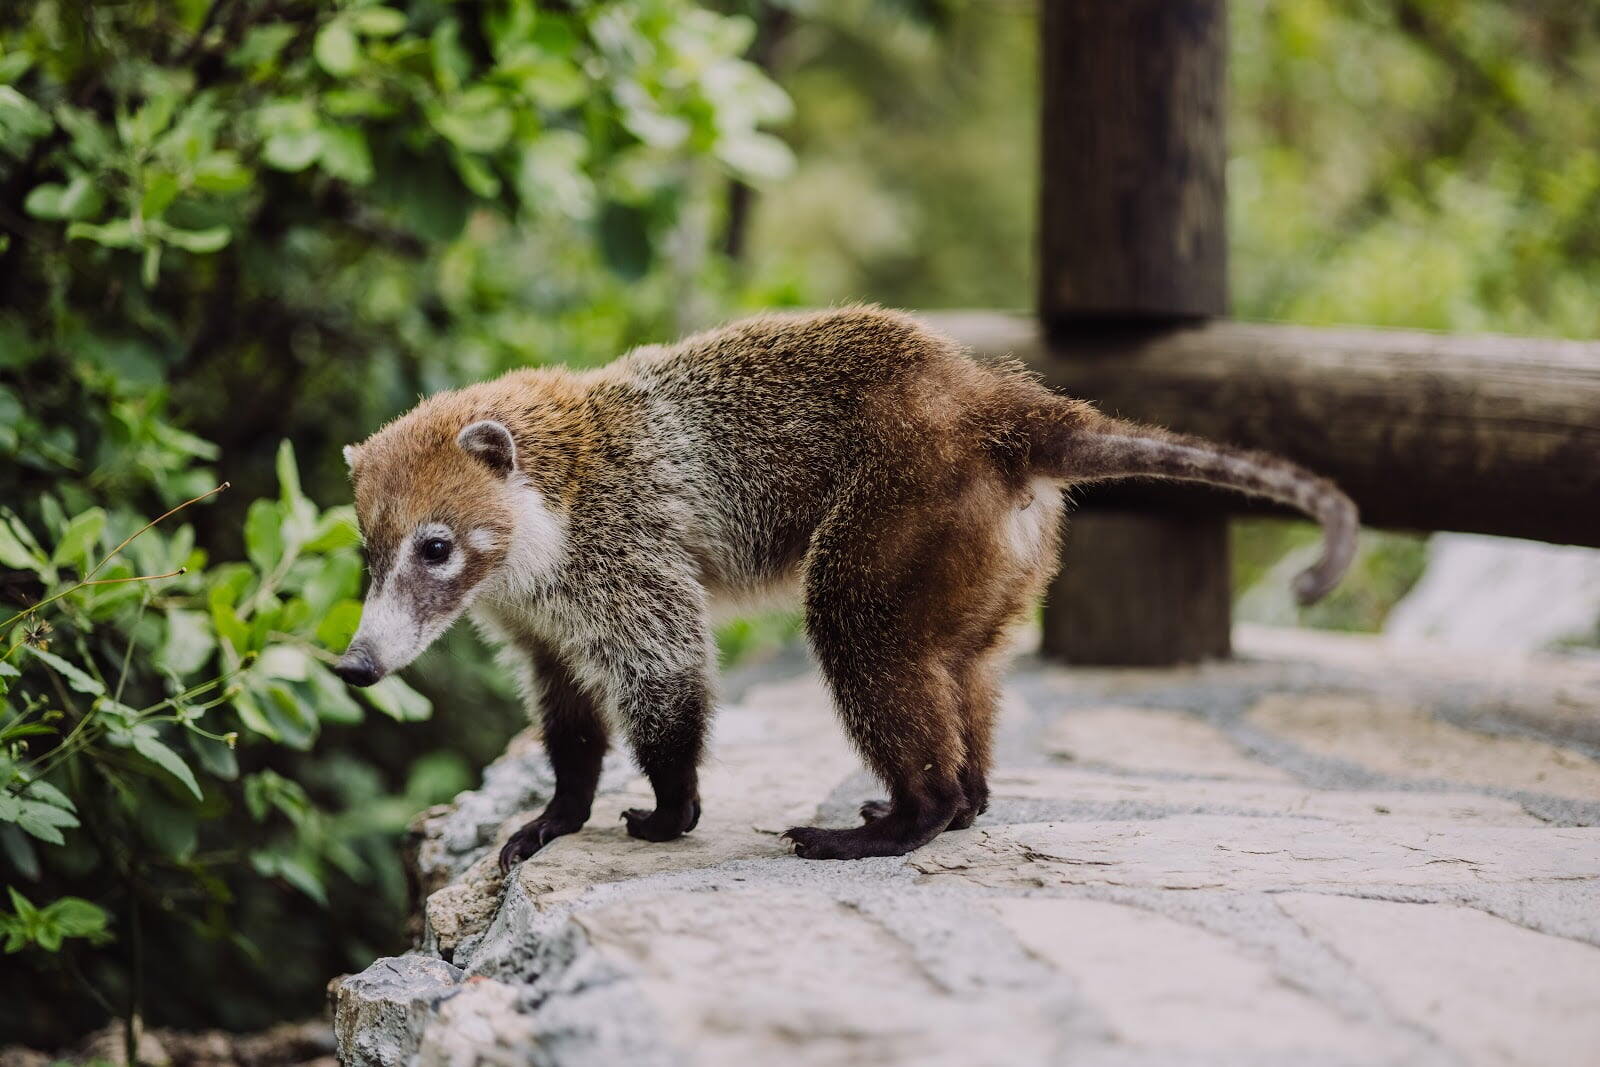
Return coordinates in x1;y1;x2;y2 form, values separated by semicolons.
736;0;1600;631
4;0;1599;1049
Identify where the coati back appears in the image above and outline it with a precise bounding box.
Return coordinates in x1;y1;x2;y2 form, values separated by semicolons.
336;307;1357;862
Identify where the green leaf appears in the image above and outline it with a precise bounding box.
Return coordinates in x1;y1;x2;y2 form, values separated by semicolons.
0;50;34;85
44;897;107;939
21;780;72;811
193;151;251;193
142;243;162;288
716;132;795;182
0;517;42;570
159;224;231;254
314;599;362;651
131;732;204;800
319;125;374;185
252;851;327;906
256;645;310;681
140;170;181;219
306;662;362;724
17;798;77;830
272;439;305;514
350;6;407;36
13;805;64;845
451;149;500;198
364;676;431;722
66;219;142;250
51;507;105;569
263;683;318;749
315;21;361;77
55;105;114;163
433;88;513;153
187;731;237;781
25;647;105;696
125;93;179;147
8;886;38;920
158;609;215;677
24;176;104;221
245;498;285;574
0;86;51;150
262;129;324;172
231;689;278;740
230;23;298;71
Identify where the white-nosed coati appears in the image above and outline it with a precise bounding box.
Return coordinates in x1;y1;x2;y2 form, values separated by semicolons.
335;307;1357;864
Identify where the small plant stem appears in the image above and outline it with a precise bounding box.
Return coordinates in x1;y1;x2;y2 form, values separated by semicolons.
0;479;228;633
86;482;229;583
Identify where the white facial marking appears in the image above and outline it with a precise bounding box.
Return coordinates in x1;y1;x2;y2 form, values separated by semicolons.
484;479;567;601
349;575;425;675
349;523;472;674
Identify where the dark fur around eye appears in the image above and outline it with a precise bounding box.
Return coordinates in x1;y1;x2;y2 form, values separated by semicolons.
419;538;451;563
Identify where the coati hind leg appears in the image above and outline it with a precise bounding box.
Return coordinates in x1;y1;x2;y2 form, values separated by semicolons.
785;470;1021;860
858;625;1012;833
499;642;609;871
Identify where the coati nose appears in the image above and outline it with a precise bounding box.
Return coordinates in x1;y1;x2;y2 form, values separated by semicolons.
334;647;383;688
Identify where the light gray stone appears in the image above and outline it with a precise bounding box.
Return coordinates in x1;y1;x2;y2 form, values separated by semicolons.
334;955;464;1067
334;630;1600;1067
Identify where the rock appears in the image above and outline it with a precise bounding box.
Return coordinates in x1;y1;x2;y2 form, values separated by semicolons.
1248;692;1600;801
333;956;464;1067
1041;704;1294;781
334;628;1600;1066
1279;894;1600;1067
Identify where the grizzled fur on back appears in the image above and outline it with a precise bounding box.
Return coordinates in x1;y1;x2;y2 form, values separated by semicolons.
337;307;1358;862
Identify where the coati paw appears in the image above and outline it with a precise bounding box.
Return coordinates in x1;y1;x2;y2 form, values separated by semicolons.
621;798;701;843
862;797;981;830
782;823;932;861
498;814;584;872
859;799;892;823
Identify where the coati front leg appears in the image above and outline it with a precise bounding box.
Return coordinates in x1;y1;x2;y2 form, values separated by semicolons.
580;555;713;846
616;669;708;843
499;642;609;871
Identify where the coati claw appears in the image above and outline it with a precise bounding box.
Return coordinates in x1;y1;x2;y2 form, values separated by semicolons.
621;799;701;842
497;815;583;872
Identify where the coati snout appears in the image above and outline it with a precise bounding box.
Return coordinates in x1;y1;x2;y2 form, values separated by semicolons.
338;308;1356;863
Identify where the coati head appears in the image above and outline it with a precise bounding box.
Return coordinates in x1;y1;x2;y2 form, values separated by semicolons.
335;417;566;687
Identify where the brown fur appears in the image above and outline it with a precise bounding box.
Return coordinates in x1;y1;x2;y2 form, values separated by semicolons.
337;307;1358;863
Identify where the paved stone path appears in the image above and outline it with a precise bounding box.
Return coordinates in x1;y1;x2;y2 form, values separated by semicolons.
334;626;1600;1067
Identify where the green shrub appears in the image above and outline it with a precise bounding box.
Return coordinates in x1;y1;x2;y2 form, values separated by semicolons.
0;0;791;1046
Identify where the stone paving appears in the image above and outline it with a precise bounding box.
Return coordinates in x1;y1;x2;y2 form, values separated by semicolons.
333;626;1600;1067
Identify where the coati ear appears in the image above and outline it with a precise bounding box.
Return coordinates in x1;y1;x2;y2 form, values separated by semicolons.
457;420;517;478
342;444;362;471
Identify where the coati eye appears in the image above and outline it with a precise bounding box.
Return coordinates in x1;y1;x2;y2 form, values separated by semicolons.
419;538;451;564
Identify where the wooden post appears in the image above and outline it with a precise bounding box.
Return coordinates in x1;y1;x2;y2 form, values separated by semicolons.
1037;0;1232;665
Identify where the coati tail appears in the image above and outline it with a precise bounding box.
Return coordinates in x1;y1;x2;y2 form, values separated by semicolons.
1022;406;1359;605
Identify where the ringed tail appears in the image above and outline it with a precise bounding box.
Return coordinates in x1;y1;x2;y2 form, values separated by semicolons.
1023;406;1359;605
